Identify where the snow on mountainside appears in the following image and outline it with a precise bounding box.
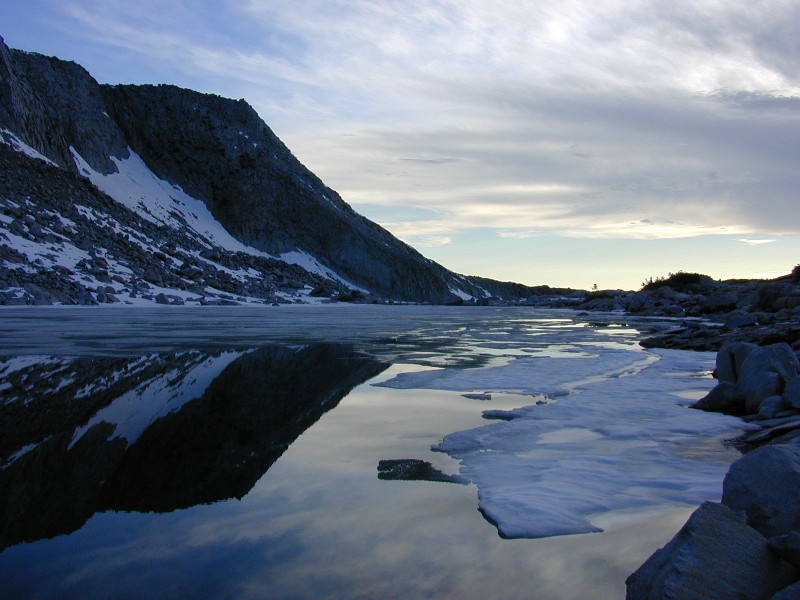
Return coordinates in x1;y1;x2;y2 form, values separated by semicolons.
0;136;344;305
0;35;533;305
70;146;265;256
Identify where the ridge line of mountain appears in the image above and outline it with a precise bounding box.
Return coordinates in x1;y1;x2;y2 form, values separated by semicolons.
1;34;566;306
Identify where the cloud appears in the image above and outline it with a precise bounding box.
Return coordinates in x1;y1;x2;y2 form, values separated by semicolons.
414;235;453;248
41;0;800;268
739;238;777;246
400;158;461;165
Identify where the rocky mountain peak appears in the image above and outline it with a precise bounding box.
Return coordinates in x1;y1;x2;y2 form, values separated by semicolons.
0;36;540;305
0;45;128;174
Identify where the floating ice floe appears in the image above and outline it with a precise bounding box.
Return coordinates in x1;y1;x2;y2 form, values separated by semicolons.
381;345;756;538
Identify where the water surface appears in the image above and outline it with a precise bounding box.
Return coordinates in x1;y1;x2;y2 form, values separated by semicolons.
0;306;747;599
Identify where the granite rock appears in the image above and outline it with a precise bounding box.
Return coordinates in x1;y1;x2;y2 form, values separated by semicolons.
722;440;800;538
625;501;798;600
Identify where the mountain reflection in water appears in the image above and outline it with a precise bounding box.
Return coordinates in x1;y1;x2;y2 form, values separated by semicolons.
0;344;388;550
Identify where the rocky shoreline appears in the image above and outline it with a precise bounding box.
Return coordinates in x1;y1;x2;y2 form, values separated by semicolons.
564;268;799;353
624;275;800;598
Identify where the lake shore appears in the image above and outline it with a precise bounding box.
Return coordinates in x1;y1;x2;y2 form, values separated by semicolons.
625;320;800;597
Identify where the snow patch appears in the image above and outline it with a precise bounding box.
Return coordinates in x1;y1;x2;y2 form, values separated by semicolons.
449;287;474;302
0;128;58;166
0;356;60;382
280;250;367;292
69;147;270;257
1;440;49;470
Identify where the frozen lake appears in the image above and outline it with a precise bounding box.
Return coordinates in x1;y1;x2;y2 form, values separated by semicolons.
0;306;750;599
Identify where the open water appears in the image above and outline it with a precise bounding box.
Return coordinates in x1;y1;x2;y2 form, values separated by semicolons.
0;305;748;599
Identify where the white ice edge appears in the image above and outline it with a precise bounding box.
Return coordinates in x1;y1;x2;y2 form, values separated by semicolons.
386;346;756;539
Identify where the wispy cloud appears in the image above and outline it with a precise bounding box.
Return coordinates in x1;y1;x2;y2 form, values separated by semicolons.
739;238;777;246
23;0;800;286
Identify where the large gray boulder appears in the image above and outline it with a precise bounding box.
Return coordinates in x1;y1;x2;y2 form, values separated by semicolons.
737;343;799;413
692;381;744;414
743;371;782;413
715;341;757;384
759;395;785;419
785;376;800;410
772;581;800;600
739;343;800;386
625;502;798;599
702;291;739;313
722;441;800;538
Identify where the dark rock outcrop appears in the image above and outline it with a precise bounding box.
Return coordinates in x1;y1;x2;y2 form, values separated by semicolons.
0;36;128;173
722;442;800;538
692;341;799;421
377;459;469;484
625;501;798;600
558;269;800;353
628;341;800;600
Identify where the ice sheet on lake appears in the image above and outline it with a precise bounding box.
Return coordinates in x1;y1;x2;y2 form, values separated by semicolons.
382;346;756;539
379;346;653;397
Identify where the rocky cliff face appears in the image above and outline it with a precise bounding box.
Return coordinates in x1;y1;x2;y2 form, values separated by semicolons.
0;35;128;174
0;36;532;304
0;143;344;306
101;84;460;301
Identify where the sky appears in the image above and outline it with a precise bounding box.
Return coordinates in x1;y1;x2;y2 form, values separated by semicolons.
3;0;800;290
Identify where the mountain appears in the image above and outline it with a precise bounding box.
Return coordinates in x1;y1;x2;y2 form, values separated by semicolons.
0;35;543;305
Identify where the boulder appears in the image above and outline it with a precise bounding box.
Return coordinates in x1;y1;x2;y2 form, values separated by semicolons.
715;341;757;383
722;441;800;537
656;304;685;317
739;343;800;385
772;581;800;600
625;292;656;313
737;343;799;413
740;417;800;446
742;371;781;413
769;531;800;568
625;502;798;600
722;312;759;330
785;376;800;410
691;381;743;414
757;395;784;419
702;291;739;313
